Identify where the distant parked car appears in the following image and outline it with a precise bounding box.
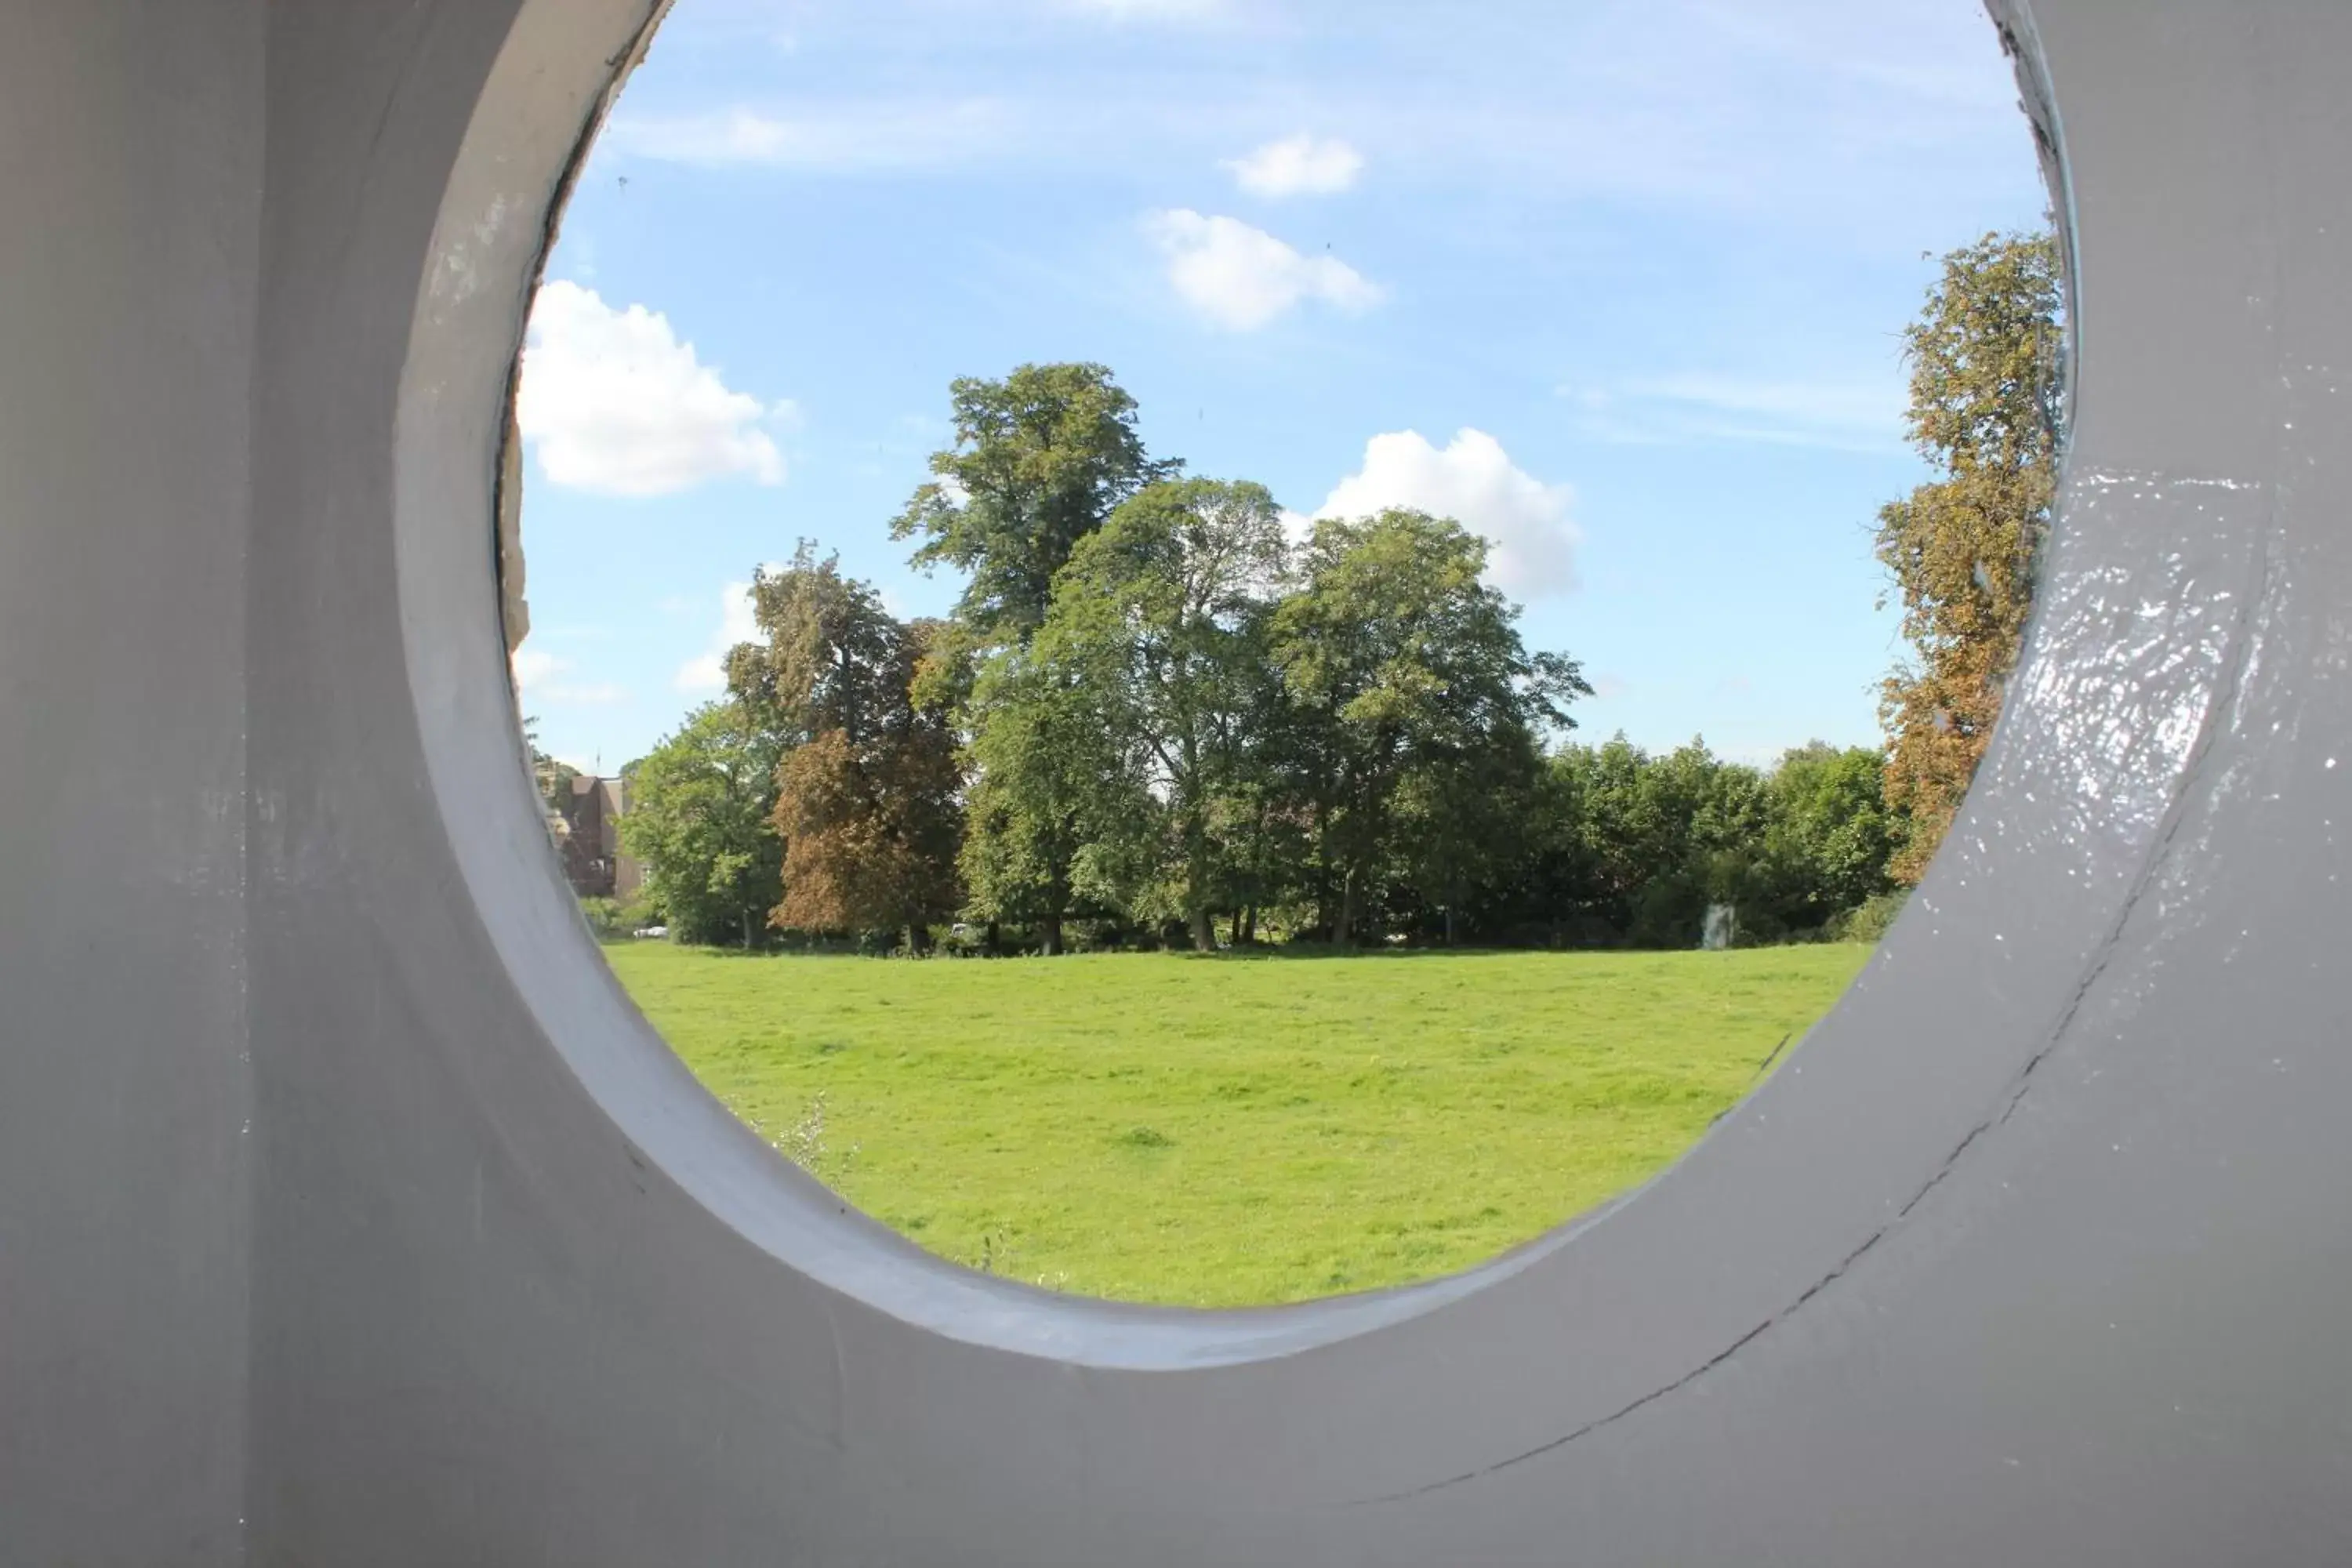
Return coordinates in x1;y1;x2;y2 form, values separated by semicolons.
633;925;670;940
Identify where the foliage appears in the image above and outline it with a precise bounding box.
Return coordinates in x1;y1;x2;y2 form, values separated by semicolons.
1272;509;1589;946
729;545;963;946
576;897;626;938
1392;732;1547;947
1761;742;1903;928
891;363;1181;646
1487;737;1898;948
1827;889;1910;946
1045;477;1291;949
521;713;579;808
608;942;1867;1307
1547;738;1751;944
577;894;658;940
957;640;1142;954
615;701;785;949
616;361;1929;957
1878;229;2064;883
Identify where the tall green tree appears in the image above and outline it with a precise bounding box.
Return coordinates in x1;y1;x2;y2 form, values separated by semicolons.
957;646;1141;955
892;363;1181;647
727;545;963;949
1680;746;1774;938
1273;510;1588;946
1211;648;1318;946
616;701;785;949
1393;736;1547;946
1046;477;1290;950
1878;229;2064;884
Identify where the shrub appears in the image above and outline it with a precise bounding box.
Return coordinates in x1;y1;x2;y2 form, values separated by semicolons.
1828;890;1910;945
577;896;629;939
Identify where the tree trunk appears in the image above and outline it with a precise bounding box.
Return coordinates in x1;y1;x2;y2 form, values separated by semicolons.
1444;905;1458;946
1311;800;1332;938
1336;871;1357;949
742;909;753;951
985;920;1001;955
1240;906;1256;946
1184;812;1214;953
1042;911;1063;956
907;922;931;956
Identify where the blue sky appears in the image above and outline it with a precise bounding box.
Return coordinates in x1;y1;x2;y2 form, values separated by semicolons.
513;0;2049;775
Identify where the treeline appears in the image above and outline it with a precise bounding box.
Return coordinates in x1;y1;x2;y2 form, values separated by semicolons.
619;365;1905;954
613;228;2061;956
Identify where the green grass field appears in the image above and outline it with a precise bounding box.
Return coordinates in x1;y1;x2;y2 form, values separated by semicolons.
604;943;1871;1308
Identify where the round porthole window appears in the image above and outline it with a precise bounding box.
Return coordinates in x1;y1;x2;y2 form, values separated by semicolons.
501;0;2056;1308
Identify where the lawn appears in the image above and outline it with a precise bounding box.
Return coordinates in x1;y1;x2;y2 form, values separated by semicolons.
603;943;1871;1308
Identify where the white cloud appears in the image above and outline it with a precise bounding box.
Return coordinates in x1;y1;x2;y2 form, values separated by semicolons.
516;281;790;498
511;648;565;690
510;647;630;708
1225;134;1366;198
674;575;774;694
1142;210;1384;332
1563;372;1904;451
606;102;1014;172
1314;429;1581;600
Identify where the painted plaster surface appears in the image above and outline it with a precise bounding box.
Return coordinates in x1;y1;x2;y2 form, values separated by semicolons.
6;3;2352;1563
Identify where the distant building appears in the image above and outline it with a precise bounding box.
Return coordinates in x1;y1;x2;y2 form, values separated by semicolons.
555;775;643;902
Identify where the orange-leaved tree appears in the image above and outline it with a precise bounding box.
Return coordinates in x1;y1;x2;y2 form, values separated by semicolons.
727;543;962;949
1877;230;2065;884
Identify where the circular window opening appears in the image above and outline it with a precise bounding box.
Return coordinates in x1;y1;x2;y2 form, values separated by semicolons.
503;0;2058;1308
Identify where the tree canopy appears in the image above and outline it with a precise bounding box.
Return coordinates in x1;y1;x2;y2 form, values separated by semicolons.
615;701;783;949
956;641;1140;955
727;545;962;947
1044;477;1290;949
1274;509;1589;945
1877;229;2064;883
615;361;1927;956
891;363;1181;647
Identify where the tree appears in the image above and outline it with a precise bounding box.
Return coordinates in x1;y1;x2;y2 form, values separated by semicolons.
1045;478;1290;950
956;644;1142;955
1759;743;1901;930
1530;736;1788;948
616;702;784;949
1877;229;2064;884
1272;510;1588;946
1676;747;1774;944
1210;651;1318;946
891;363;1181;647
1393;735;1546;946
521;714;579;808
727;546;962;949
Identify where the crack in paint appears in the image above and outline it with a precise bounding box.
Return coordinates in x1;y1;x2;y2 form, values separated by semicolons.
1706;1033;1795;1131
